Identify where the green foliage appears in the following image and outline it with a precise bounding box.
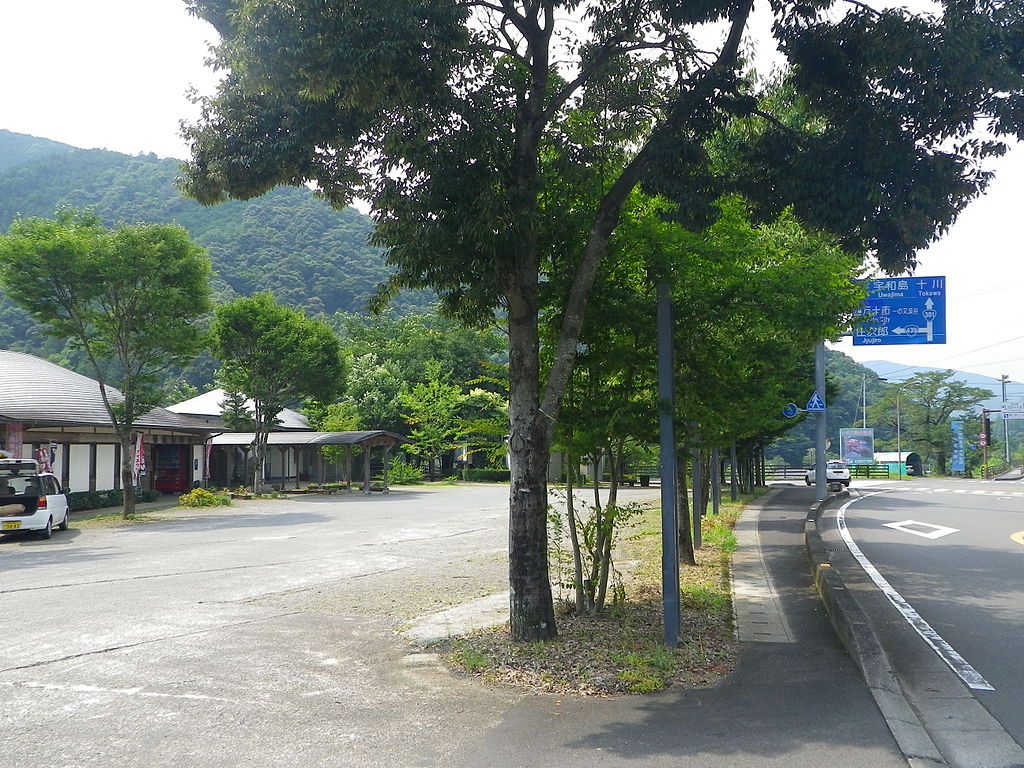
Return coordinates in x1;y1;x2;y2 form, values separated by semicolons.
0;132;433;377
178;487;231;507
399;360;467;477
212;292;346;489
612;647;677;693
178;0;1024;644
387;456;424;485
67;488;160;511
867;370;991;474
463;468;511;482
0;209;213;435
0;208;212;517
450;644;493;674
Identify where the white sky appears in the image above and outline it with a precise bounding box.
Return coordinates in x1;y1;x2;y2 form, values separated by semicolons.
1;1;1021;384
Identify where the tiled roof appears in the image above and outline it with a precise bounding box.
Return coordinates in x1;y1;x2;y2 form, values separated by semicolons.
0;349;214;433
167;388;312;430
211;431;408;446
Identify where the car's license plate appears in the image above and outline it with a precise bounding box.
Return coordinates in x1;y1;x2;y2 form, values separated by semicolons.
2;521;21;530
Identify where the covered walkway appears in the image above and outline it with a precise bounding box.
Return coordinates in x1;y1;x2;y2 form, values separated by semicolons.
210;430;408;494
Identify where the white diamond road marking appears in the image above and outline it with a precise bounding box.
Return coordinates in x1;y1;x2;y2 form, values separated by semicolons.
883;519;960;540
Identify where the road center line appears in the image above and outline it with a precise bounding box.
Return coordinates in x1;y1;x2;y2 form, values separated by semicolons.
836;493;993;691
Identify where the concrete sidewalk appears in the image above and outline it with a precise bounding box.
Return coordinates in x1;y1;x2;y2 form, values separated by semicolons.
409;485;910;767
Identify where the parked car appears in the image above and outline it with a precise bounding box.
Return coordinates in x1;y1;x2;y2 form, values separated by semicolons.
805;460;851;487
0;459;70;539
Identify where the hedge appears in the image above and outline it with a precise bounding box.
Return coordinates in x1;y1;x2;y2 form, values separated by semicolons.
67;488;162;512
463;468;511;482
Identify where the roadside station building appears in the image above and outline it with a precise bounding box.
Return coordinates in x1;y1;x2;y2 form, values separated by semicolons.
0;351;407;496
0;349;214;494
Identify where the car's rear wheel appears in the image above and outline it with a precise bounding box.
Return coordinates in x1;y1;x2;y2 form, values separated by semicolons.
57;510;69;531
805;478;811;486
39;516;52;540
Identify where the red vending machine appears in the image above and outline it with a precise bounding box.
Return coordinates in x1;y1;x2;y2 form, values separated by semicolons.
153;445;189;493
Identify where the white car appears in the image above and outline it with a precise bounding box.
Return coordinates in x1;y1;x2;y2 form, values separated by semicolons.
0;459;70;539
805;460;851;487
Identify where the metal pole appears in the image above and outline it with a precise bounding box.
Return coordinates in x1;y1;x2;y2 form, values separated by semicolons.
896;387;903;480
711;446;721;515
814;340;827;502
1002;375;1011;465
729;440;738;501
656;282;680;647
862;373;867;428
692;444;702;549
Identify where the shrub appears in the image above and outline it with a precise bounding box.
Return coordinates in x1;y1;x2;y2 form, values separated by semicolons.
388;457;424;485
178;487;231;507
463;468;510;482
66;488;165;511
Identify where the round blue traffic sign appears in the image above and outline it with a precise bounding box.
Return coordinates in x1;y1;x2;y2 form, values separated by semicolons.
782;403;799;419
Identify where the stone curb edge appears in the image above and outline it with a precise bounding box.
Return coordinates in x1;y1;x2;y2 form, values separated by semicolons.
805;495;946;768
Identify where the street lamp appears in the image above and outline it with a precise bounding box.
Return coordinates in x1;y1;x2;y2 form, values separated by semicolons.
895;380;917;480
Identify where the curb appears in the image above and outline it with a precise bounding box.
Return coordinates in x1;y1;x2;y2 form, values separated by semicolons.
805;496;946;768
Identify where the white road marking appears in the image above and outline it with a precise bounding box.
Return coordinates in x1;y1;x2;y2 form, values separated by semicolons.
0;679;237;702
837;494;993;691
883;520;960;540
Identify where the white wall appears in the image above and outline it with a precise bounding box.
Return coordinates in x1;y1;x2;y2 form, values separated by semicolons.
96;445;117;491
69;445;90;492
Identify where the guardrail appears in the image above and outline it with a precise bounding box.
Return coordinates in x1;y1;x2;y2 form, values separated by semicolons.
766;464;894;480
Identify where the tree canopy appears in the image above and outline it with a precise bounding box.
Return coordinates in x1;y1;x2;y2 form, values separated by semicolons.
211;292;346;491
181;0;1024;642
0;209;212;516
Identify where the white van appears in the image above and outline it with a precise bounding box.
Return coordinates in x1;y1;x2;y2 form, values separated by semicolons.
0;459;70;539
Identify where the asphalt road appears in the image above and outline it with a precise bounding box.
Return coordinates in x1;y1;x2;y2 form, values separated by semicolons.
1;483;914;768
0;485;522;768
822;478;1024;750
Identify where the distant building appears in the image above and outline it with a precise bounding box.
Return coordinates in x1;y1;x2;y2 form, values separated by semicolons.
0;350;214;494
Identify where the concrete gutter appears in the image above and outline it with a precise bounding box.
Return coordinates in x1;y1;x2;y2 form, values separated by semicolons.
805;495;945;767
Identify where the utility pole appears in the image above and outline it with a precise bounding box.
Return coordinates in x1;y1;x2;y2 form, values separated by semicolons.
1002;374;1011;465
814;340;827;502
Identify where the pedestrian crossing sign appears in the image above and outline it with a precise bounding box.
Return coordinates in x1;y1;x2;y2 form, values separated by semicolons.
806;391;826;412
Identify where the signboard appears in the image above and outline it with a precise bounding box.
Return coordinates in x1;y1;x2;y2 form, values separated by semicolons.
782;403;799;419
853;276;946;346
806;391;826;412
951;420;966;473
1002;400;1024;413
1002;412;1024;420
839;428;875;465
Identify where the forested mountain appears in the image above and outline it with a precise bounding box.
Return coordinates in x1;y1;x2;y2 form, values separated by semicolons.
0;130;429;360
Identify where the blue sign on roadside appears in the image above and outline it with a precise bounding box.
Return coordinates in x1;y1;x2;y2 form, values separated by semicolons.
806;391;826;412
853;276;946;346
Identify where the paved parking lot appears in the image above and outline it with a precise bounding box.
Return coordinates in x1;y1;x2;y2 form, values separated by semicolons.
0;485;523;767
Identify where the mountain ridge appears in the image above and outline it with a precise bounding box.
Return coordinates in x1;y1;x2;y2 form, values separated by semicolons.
0;130;429;360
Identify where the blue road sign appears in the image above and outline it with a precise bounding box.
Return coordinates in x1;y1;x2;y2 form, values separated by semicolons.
782;402;799;419
806;391;826;412
853;276;946;346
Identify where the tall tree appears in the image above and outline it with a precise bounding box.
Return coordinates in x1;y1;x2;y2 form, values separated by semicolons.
181;0;1024;641
869;371;990;474
0;209;212;516
211;292;345;492
399;360;467;479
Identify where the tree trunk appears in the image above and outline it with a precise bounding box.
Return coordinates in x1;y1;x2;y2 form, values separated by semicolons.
676;452;696;566
564;452;587;617
507;264;557;642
